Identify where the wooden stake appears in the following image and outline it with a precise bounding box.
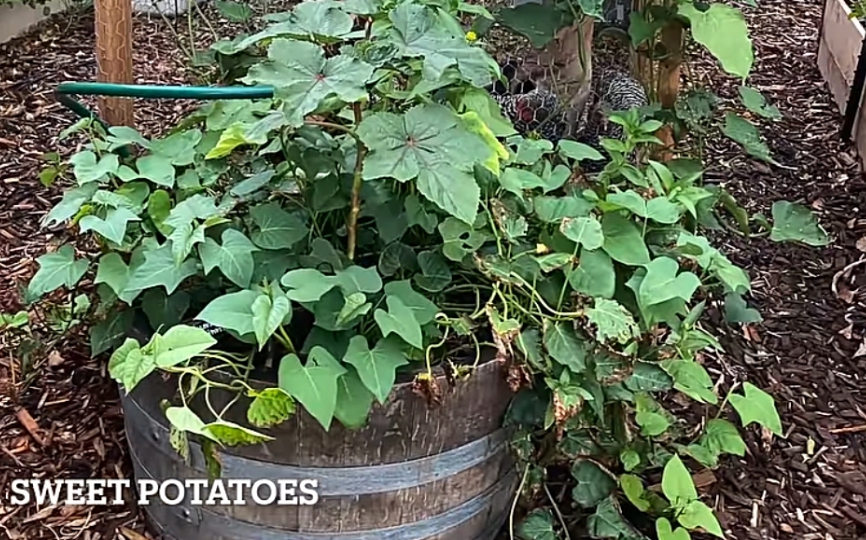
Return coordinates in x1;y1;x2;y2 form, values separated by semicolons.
94;0;134;127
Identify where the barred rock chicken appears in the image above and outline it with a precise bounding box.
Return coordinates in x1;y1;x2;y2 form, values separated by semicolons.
489;62;648;158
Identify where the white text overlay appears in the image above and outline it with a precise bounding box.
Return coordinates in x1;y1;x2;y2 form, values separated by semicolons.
6;478;320;506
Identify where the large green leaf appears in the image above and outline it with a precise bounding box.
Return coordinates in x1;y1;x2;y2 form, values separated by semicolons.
729;382;783;436
27;245;89;298
148;324;217;368
543;320;588;373
165;406;216;440
678;500;723;538
141;289;190;330
390;2;496;86
199;228;259;288
601;212;650;266
281;268;338;302
42;184;98;227
343;335;408;404
382;280;439;325
458;87;517;137
357;103;487;225
625;362;673;392
701;419;746;457
587;496;644;539
517;509;557;540
250;202;309;250
90;309;135;357
334;367;376;428
124;243;199;295
167;222;207;265
69;151;119;184
678;2;753;79
278;349;347;430
335;265;383;295
534;195;594;223
769;201;830;246
196;289;260;337
136;155;176;188
638;257;701;309
374;296;423;349
661;359;718;404
661;454;697;507
108;338;153;392
94;253;138;304
560;216;604;250
722;113;773;163
496;2;568;49
738;86;781;120
571;460;616;508
251;291;291;348
243;38;374;126
567;248;615;299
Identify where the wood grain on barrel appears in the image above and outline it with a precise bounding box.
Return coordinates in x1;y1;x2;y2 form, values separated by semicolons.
124;357;517;539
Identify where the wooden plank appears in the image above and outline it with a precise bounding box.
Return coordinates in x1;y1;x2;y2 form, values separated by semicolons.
819;35;852;114
818;0;865;112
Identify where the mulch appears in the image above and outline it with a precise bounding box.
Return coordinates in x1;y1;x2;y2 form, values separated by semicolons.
1;0;865;539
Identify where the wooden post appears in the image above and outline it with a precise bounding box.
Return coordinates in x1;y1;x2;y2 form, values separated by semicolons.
94;0;134;127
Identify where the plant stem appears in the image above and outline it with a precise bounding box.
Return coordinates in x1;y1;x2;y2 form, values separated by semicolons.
346;102;366;261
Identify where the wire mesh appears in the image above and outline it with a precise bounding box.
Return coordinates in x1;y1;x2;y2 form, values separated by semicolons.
488;53;574;142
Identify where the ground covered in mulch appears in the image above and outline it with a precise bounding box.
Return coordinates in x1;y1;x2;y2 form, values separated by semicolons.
1;0;865;539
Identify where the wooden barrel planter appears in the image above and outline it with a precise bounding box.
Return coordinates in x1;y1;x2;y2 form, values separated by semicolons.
121;356;517;540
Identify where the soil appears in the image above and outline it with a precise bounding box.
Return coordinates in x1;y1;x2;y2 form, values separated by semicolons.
1;1;866;540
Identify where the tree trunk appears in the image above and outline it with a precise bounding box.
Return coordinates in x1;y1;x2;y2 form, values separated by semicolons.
94;0;134;127
549;16;595;138
655;20;682;161
629;0;682;162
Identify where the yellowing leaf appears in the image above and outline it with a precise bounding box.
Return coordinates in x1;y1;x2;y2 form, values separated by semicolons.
458;110;509;175
206;123;252;160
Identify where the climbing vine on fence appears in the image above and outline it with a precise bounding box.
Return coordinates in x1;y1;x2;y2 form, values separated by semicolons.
19;0;831;538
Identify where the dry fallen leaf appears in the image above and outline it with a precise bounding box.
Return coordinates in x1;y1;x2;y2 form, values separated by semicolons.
693;469;717;490
835;282;856;304
857;236;866;253
854;338;866;358
119;526;151;540
47;350;64;367
742;325;761;342
838;324;855;340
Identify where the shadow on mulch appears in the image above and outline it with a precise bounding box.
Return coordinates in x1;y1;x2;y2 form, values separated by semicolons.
1;0;865;539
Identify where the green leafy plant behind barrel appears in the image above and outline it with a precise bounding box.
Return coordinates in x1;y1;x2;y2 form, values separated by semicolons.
26;0;830;538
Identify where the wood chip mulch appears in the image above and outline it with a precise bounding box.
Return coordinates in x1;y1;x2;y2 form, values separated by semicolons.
1;1;865;539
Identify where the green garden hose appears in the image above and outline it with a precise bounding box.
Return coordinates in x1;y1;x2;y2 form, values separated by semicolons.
54;82;275;158
55;81;275;127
